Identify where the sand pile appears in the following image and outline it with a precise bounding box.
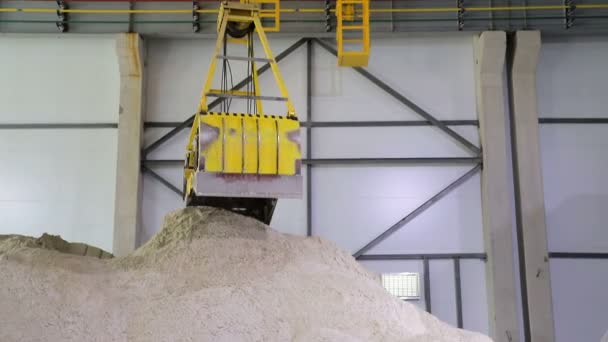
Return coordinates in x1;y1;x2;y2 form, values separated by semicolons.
0;207;492;342
0;233;113;259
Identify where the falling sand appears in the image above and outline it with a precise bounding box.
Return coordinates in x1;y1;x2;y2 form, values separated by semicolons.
0;207;493;342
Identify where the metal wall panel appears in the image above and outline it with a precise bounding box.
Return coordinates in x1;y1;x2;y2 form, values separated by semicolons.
312;126;479;158
541;125;608;252
0;35;119;123
0;36;120;251
538;37;608;119
0;129;118;251
538;35;608;342
550;259;608;342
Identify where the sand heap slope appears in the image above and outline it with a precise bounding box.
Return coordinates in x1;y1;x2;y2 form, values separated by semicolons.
0;207;493;342
0;233;113;259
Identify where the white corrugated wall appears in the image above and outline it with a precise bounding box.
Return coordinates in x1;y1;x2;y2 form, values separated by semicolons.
537;35;608;342
0;35;120;252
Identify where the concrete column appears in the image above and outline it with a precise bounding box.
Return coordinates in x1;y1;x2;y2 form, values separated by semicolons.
509;31;555;342
113;33;144;257
474;31;520;342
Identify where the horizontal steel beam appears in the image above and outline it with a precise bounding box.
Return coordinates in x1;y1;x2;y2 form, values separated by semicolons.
27;118;608;130
142;157;481;167
306;120;479;128
0;123;117;129
144;120;480;129
206;93;288;101
217;55;272;63
10;118;607;130
144;122;185;128
423;258;431;313
305;157;481;165
142;159;182;166
539;118;608;124
548;252;608;259
142;159;183;166
357;253;487;260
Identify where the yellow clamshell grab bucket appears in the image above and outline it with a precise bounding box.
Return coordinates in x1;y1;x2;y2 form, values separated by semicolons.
183;0;302;216
196;112;302;198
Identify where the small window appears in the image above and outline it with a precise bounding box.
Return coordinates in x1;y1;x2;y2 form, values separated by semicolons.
381;272;420;300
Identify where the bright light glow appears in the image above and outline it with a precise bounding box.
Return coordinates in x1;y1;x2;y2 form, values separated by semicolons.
381;272;420;300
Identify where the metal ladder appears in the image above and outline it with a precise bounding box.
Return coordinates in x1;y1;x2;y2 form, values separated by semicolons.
336;0;370;67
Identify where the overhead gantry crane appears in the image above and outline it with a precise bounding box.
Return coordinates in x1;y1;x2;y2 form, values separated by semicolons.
183;0;302;224
183;0;370;224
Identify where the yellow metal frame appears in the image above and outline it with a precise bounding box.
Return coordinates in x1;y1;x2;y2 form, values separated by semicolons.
198;2;294;116
184;1;300;200
342;3;355;21
336;0;370;67
256;0;281;32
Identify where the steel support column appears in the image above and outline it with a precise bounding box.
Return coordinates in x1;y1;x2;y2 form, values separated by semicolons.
423;257;432;313
305;120;479;128
454;257;464;329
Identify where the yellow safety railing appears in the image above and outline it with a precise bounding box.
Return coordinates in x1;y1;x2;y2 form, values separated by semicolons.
256;0;281;32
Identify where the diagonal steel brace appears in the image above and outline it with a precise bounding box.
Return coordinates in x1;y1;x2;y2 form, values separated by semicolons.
353;164;481;258
313;38;481;156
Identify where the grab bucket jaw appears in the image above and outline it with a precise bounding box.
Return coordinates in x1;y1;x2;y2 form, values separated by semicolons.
193;112;302;199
